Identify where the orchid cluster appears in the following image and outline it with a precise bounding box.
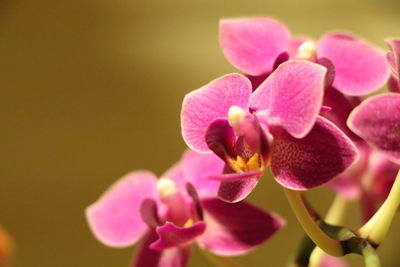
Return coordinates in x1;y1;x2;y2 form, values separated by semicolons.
85;17;400;267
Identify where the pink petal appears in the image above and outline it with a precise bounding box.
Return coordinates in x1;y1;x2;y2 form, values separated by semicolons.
250;60;326;138
85;171;159;247
133;231;191;267
181;74;252;153
219;17;290;76
270;116;359;190
317;32;389;95
348;93;400;164
180;150;224;199
150;222;206;250
197;199;284;256
217;169;262;203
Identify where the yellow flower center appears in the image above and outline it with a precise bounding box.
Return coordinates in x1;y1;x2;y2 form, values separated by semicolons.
183;218;194;228
228;153;263;173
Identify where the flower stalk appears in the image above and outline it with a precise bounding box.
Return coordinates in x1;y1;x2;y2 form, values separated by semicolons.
358;169;400;245
308;195;348;267
283;188;344;257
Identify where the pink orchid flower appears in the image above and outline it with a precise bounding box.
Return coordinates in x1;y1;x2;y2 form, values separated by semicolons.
317;83;399;220
386;38;400;92
348;93;400;168
219;17;389;95
324;93;400;221
86;150;284;267
181;60;359;202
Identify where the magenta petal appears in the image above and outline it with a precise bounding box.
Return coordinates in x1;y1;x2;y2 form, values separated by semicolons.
217;170;261;203
150;222;206;250
85;171;159;247
140;199;161;228
134;231;191;267
270;116;359;190
348;93;400;164
317;32;389;95
181;74;252;153
180;150;224;199
197;199;284;256
250;60;326;138
219;17;290;76
205;119;236;160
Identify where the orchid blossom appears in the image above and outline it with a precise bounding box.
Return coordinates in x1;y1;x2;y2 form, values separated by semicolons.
86;150;284;267
219;17;389;95
83;15;400;267
320;87;399;220
181;60;359;202
314;40;400;221
346;93;400;244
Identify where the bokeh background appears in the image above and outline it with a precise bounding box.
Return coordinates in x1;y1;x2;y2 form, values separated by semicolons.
1;0;400;266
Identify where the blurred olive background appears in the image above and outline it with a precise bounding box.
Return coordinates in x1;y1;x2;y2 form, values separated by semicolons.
1;0;400;266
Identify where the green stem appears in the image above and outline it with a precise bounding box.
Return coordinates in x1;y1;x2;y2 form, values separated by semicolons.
283;188;344;257
308;195;348;267
361;244;381;267
358;169;400;244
